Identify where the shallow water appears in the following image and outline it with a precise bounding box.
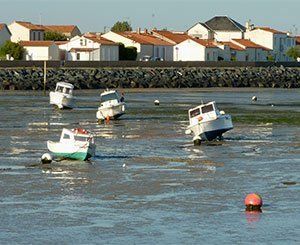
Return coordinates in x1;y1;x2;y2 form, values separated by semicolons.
0;88;299;244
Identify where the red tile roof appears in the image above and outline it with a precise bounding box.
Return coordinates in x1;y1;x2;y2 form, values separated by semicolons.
43;25;78;34
296;36;300;45
152;30;189;44
191;38;217;48
85;36;117;45
19;41;55;47
54;41;69;45
232;39;271;50
15;21;44;31
70;48;98;52
255;27;286;34
219;41;245;51
0;23;5;31
118;32;173;45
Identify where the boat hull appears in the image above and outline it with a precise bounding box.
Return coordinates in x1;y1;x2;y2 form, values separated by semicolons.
50;91;74;109
188;115;233;141
96;103;125;120
47;141;95;161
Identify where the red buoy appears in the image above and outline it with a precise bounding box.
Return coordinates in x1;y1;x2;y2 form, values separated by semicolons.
244;193;263;212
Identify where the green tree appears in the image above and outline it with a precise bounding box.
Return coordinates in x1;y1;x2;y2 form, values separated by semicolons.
118;43;137;60
286;46;300;60
0;41;24;60
111;21;132;32
44;31;68;41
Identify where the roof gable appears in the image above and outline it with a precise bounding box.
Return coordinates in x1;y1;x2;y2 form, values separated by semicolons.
205;16;245;32
15;21;44;31
254;27;286;35
43;25;80;34
232;39;271;50
152;30;189;44
116;31;173;45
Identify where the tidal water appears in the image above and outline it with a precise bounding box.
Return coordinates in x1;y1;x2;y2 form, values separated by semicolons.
0;88;299;244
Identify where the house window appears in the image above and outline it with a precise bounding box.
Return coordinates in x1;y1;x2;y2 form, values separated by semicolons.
207;53;210;61
80;39;84;46
33;32;36;40
155;47;159;57
246;54;249;61
38;32;40;40
76;53;80;60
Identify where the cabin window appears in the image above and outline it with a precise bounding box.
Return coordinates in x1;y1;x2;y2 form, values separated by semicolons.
190;108;200;118
64;88;71;94
63;134;71;139
201;104;214;114
56;86;63;92
101;93;119;102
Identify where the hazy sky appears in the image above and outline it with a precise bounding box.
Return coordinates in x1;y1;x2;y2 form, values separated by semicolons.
1;0;299;34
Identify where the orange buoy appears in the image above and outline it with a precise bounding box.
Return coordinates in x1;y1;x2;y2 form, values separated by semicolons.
244;193;263;212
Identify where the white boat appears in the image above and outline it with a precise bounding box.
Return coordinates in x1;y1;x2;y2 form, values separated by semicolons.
96;90;125;120
49;82;75;109
185;101;233;145
47;128;96;161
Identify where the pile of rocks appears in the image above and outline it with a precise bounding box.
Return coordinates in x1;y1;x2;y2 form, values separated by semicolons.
0;66;299;90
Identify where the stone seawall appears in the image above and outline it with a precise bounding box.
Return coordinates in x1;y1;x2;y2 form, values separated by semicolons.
0;66;300;90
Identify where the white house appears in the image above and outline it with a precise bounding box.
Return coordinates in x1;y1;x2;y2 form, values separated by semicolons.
20;41;59;60
187;22;214;39
8;21;44;42
189;16;246;42
43;25;81;38
175;38;219;61
245;27;296;61
0;23;11;47
151;30;190;61
58;35;119;61
231;39;270;61
102;31;173;60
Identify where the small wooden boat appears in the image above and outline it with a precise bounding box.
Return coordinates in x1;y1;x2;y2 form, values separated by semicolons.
185;101;233;145
96;89;125;120
49;82;75;109
47;128;96;161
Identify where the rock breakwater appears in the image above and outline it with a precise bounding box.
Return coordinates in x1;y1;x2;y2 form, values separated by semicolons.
0;66;299;90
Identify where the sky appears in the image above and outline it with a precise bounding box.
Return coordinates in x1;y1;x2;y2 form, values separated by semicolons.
1;0;299;34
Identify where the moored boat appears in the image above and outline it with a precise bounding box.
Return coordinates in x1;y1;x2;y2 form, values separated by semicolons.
47;128;96;161
49;82;75;109
96;89;125;121
185;101;233;145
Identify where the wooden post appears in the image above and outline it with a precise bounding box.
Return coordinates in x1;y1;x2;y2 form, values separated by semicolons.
43;60;47;95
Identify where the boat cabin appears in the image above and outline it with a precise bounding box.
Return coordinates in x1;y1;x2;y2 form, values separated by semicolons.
100;90;121;103
188;101;220;125
55;82;74;95
59;128;94;143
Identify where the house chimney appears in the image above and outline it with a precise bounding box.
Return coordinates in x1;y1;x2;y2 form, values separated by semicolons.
137;27;141;34
144;28;148;34
245;20;251;31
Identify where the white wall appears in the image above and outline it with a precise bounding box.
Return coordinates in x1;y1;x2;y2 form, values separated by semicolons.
153;45;173;61
175;39;207;61
245;29;296;61
24;45;59;60
188;23;213;39
214;31;243;42
102;31;141;52
60;36;119;61
0;27;11;47
8;23;30;42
